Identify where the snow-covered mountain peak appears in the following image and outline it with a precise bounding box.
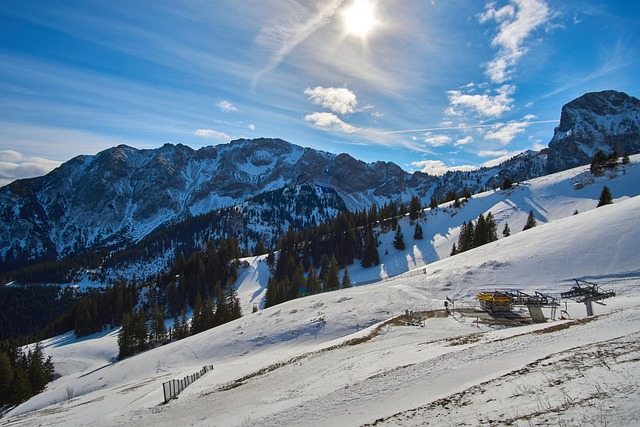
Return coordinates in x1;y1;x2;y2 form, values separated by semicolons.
547;90;640;172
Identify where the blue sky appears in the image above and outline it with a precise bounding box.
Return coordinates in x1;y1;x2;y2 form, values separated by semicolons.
1;0;639;185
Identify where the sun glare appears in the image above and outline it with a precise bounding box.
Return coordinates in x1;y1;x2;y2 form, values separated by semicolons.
344;0;376;37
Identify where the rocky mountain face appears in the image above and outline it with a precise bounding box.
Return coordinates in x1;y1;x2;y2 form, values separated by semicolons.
1;90;639;273
546;90;640;173
0;139;442;269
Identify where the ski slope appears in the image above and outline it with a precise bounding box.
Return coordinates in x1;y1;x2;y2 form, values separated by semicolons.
3;159;640;426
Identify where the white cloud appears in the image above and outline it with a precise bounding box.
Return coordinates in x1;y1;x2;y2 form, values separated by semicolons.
455;136;474;146
217;100;238;113
0;150;62;186
480;0;550;83
194;129;231;140
410;159;477;176
305;112;358;134
484;121;530;145
447;85;515;118
304;86;358;115
422;133;452;147
248;124;256;130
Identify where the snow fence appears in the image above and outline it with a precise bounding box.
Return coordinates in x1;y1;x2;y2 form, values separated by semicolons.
162;364;214;404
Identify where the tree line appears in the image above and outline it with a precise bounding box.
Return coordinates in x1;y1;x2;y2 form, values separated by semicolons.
263;196;425;308
0;342;54;406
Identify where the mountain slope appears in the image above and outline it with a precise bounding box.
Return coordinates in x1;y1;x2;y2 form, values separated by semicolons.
3;158;640;426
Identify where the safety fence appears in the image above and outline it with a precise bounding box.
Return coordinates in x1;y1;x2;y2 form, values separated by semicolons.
162;364;214;404
354;267;428;287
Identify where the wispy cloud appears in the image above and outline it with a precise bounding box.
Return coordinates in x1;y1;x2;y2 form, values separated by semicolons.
253;0;344;86
480;0;550;83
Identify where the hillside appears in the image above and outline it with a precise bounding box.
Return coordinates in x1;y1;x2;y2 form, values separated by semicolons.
3;158;639;426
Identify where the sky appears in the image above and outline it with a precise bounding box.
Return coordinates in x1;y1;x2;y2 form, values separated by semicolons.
1;0;639;186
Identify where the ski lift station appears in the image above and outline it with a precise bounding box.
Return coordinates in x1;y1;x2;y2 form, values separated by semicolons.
475;280;616;322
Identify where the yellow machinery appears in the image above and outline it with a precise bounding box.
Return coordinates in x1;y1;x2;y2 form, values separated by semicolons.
477;291;513;312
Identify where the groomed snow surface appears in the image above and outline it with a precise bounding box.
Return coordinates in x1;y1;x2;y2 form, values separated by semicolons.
3;160;640;426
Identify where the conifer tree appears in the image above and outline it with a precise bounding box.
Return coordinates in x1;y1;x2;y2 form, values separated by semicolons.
306;267;320;294
429;197;438;209
450;242;458;256
457;221;475;253
409;195;422;222
0;351;13;404
341;267;352;289
597;185;613;207
325;255;340;291
132;307;148;354
27;342;53;395
150;302;167;345
9;364;32;405
413;223;424;240
173;308;189;340
361;228;379;268
502;222;511;237
474;214;488;247
393;225;406;251
117;313;135;359
486;212;498;242
523;210;537;231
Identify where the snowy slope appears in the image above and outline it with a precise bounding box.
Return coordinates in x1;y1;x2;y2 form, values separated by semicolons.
3;161;640;426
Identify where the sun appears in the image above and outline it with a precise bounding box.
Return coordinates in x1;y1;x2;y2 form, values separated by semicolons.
343;0;376;37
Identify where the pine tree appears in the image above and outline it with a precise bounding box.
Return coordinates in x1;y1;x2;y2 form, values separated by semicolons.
502;222;511;237
501;177;513;190
117;313;135;359
27;342;52;394
306;267;320;294
409;195;422;221
0;351;14;405
9;364;32;405
173;308;189;340
325;255;340;291
413;223;423;240
457;221;475;253
190;292;204;334
597;185;613;207
474;214;488;247
253;240;268;256
150;302;167;345
393;226;406;251
341;267;352;289
486;212;498;243
361;228;379;268
523;210;537;231
429;197;438;210
450;242;458;256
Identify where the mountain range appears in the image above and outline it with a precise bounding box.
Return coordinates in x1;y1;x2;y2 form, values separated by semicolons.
1;89;639;278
